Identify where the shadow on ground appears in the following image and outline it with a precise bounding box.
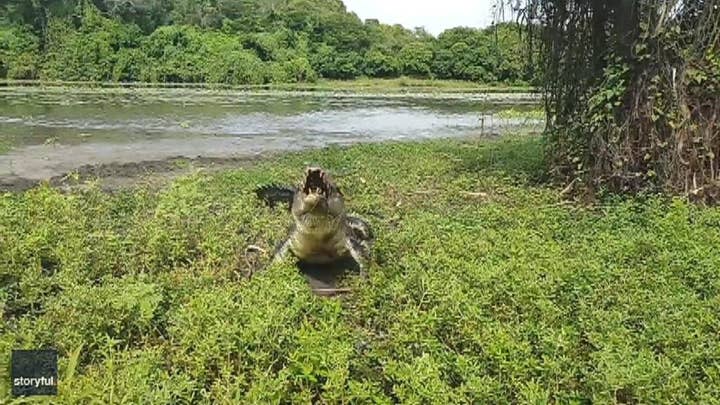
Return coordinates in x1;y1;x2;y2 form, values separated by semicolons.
297;257;362;297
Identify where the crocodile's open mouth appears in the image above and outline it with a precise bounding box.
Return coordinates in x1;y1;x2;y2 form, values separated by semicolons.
302;168;329;197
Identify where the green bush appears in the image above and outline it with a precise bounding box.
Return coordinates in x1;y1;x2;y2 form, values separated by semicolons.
139;25;207;83
429;25;535;83
0;26;40;79
268;57;318;83
363;48;402;78
311;44;362;79
399;42;434;77
41;6;142;82
112;48;147;82
242;31;294;62
202;31;268;85
206;49;267;85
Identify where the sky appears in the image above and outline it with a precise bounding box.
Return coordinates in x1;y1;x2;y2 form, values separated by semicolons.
343;0;499;36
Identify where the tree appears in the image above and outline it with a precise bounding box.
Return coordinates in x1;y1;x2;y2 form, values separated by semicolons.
139;25;207;82
399;42;433;77
1;0;77;47
42;4;141;81
0;0;542;86
310;44;361;79
363;48;401;77
95;0;173;33
509;0;720;201
0;26;41;79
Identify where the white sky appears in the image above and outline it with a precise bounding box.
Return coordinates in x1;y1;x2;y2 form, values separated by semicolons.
343;0;499;36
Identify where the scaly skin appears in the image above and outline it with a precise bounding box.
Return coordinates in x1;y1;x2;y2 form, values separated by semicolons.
255;167;374;276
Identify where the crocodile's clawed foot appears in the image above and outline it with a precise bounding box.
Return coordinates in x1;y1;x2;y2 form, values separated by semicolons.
245;244;267;255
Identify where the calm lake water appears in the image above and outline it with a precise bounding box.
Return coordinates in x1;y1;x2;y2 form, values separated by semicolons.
0;87;542;181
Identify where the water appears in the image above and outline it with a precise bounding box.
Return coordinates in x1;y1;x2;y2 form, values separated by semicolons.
0;87;542;182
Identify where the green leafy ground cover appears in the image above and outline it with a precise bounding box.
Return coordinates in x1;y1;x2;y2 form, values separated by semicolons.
1;136;719;403
494;108;544;120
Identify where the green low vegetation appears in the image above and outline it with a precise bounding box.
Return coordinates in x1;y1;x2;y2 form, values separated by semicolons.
0;1;536;86
291;78;535;93
493;107;544;120
2;136;719;403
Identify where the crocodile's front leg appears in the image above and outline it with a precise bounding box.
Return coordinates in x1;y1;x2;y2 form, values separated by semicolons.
272;237;293;265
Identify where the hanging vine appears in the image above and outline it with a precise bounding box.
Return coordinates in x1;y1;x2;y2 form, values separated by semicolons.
499;0;720;203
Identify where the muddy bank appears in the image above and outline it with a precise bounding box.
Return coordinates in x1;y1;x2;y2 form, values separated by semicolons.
0;152;271;192
0;135;304;181
0;131;538;193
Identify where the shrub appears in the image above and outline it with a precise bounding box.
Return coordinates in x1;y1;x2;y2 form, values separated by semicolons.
363;48;402;78
281;57;318;83
399;42;434;77
41;6;142;82
140;25;208;83
2;137;720;402
0;26;40;79
112;48;146;82
206;49;267;85
311;44;361;79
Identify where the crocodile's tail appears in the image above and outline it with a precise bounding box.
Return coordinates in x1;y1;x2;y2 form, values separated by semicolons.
255;184;296;210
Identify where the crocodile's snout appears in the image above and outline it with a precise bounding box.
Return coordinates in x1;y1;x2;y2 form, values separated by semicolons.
302;168;329;196
293;167;344;221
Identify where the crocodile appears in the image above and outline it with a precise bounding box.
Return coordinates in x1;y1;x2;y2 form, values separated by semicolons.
255;167;374;277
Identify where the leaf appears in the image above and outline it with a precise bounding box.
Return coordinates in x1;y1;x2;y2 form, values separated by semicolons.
65;343;84;383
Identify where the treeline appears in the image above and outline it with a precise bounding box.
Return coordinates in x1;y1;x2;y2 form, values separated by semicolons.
0;0;536;85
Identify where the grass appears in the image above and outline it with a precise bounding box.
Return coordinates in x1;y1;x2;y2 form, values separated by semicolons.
1;135;720;403
303;78;535;94
0;77;535;94
494;107;545;120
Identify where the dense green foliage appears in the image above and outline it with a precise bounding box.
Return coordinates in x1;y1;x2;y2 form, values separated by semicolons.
0;0;535;85
2;136;720;402
513;0;719;201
